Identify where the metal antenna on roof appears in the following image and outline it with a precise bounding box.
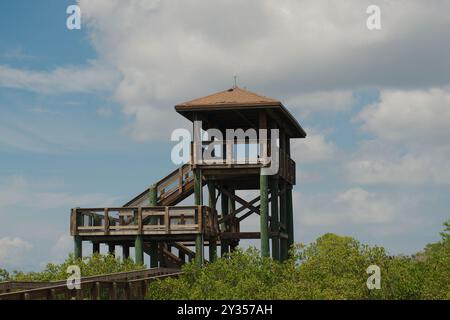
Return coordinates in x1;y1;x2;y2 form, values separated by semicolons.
233;75;237;88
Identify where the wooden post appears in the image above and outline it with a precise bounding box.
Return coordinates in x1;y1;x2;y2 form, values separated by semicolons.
92;242;100;255
279;182;288;261
108;244;115;256
220;190;229;257
149;183;158;205
149;184;159;268
279;129;288;261
285;134;294;255
208;182;217;262
178;249;186;263
194;169;204;266
135;235;144;265
74;236;82;259
228;189;237;252
194;169;202;205
287;186;294;254
259;111;270;258
149;242;158;268
74;209;82;259
260;169;270;257
122;244;130;260
270;177;280;261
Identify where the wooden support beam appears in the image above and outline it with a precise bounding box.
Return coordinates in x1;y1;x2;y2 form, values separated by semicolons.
271;177;280;261
279;181;288;261
194;168;204;266
220;189;229;257
135;235;144;265
287;186;294;252
219;196;260;224
108;244;115;256
285;134;295;254
218;186;260;216
74;209;82;259
122;244;130;260
260;169;270;258
260;112;270;259
92;242;100;255
220;231;282;240
74;236;82;259
149;185;158;268
208;182;217;262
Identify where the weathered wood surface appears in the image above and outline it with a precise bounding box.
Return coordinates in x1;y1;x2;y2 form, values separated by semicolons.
71;206;218;237
0;268;181;300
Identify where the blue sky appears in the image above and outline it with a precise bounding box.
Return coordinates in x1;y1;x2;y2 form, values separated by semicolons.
1;1;449;271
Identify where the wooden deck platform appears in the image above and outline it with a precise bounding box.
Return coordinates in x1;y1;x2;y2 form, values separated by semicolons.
71;205;219;239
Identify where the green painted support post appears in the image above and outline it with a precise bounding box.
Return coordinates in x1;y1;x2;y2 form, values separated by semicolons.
150;243;158;268
74;210;82;259
287;187;294;255
122;245;130;260
270;177;280;261
149;183;158;205
280;182;288;261
260;169;270;258
195;234;204;267
92;242;100;255
208;182;217;262
149;184;158;268
194;169;202;205
74;236;82;259
228;189;238;251
135;235;144;265
220;191;229;257
194;169;204;266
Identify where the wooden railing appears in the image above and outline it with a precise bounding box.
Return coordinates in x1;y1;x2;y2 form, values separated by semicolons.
156;163;193;203
192;140;296;184
124;164;194;207
71;205;218;237
0;268;181;300
279;148;296;185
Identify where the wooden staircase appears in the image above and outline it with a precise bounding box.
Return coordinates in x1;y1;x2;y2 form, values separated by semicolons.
124;164;205;267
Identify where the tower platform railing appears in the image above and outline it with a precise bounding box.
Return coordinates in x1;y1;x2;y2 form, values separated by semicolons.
70;205;218;237
191;139;296;184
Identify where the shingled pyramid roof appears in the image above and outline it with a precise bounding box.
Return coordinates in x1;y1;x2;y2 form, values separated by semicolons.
175;87;281;108
175;86;306;138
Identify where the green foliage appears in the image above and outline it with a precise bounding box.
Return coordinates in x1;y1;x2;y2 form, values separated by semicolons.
0;268;10;282
147;221;450;300
9;253;144;281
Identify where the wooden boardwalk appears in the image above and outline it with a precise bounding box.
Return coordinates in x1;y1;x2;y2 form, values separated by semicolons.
0;268;181;300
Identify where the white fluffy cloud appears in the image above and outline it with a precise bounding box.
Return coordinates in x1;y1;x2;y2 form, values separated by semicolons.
0;237;33;268
77;0;450;140
287;90;355;116
50;234;73;262
292;130;337;164
0;61;118;94
358;88;450;145
349;88;450;185
294;188;419;231
0;176;118;211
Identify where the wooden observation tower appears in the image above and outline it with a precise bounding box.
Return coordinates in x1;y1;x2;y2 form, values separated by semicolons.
71;86;306;267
